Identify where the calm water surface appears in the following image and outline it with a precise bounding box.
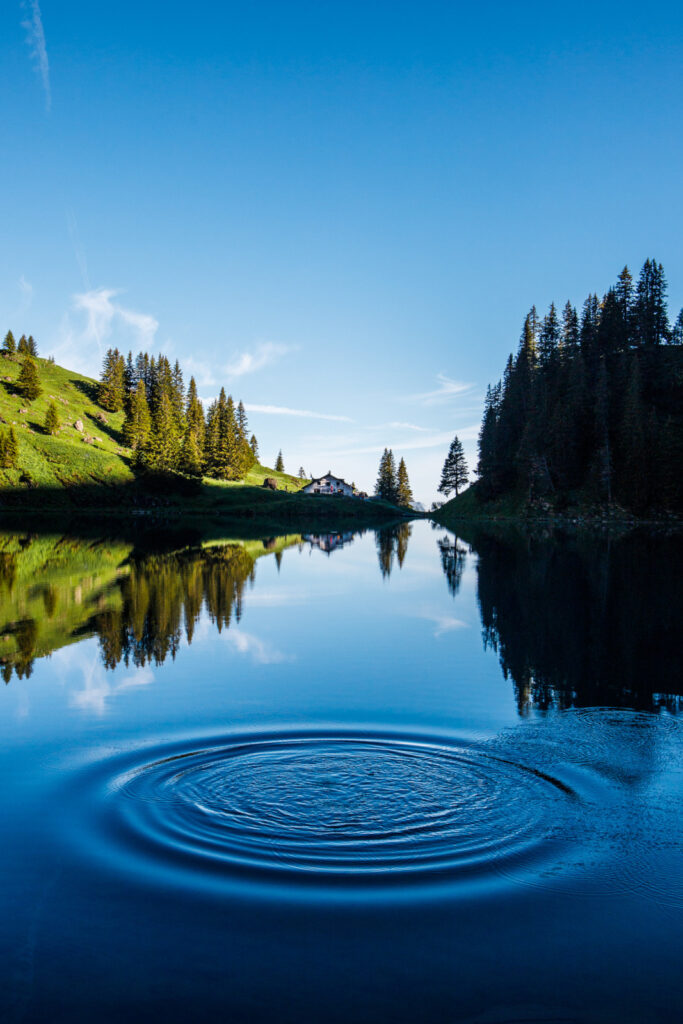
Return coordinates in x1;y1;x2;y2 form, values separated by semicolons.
0;521;681;1023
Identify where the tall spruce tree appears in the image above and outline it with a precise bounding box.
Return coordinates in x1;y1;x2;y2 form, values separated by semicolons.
275;450;285;472
3;331;16;356
17;335;29;355
98;348;126;411
439;436;468;497
396;458;413;506
27;335;37;357
250;434;259;460
634;259;669;347
123;380;152;455
375;448;397;502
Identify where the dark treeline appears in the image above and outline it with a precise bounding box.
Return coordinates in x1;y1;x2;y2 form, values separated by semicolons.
98;349;259;480
440;526;683;715
477;259;683;513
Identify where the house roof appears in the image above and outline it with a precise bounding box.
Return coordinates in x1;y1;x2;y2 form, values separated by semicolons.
307;471;352;487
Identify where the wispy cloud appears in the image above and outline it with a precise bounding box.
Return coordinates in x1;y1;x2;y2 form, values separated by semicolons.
411;374;475;406
22;1;51;112
49;287;159;378
225;342;292;378
66;208;91;289
246;404;353;423
388;421;431;432
16;275;34;315
73;288;159;347
325;426;479;458
420;613;469;638
227;630;291;664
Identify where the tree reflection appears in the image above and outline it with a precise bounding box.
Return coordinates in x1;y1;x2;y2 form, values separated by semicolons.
376;523;412;578
437;535;467;596
455;526;683;714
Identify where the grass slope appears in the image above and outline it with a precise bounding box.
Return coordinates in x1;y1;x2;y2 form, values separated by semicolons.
0;355;405;527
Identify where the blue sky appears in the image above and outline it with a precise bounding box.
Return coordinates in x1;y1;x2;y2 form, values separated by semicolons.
1;1;681;502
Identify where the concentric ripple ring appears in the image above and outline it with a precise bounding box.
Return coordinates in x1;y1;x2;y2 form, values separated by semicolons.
67;731;582;891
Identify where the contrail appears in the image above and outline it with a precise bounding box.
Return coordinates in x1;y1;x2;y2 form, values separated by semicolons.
22;1;51;112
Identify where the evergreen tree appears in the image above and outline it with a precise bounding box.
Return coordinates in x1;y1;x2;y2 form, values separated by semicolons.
439;436;469;497
144;390;180;472
0;426;18;469
634;258;669;347
670;309;683;345
27;335;37;357
179;430;203;478
375;448;397;502
44;401;60;435
17;335;29;355
2;331;16;356
561;302;579;358
539;303;559;367
250;434;259;460
275;450;285;472
123;380;152;454
298;466;306;479
185;377;205;452
98;348;126;411
16;355;41;401
396;457;413;506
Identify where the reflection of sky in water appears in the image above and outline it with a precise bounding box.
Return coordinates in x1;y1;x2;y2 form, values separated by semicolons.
0;523;681;1023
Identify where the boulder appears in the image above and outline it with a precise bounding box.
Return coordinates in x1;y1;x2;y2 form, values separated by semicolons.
74;419;84;432
263;477;278;490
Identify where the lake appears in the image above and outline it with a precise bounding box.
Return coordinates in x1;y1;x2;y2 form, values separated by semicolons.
0;520;681;1023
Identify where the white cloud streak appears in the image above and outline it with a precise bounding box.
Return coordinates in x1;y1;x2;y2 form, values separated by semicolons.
323;426;480;458
22;1;51;112
411;374;476;405
388;421;431;432
246;404;353;423
225;342;293;377
48;287;159;378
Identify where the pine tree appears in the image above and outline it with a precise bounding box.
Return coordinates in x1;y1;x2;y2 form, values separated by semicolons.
185;377;205;452
396;457;413;506
17;335;29;355
0;426;18;469
16;355;41;401
44;401;60;435
98;348;126;411
180;430;203;478
2;331;16;356
250;434;259;460
144;390;180;472
539;303;559;367
439;436;469;497
298;466;306;479
561;302;579;359
670;309;683;345
27;335;37;357
275;450;284;472
634;259;669;347
375;449;397;502
123;380;152;454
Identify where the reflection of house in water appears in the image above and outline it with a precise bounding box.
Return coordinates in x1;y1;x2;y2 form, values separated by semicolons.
303;532;355;554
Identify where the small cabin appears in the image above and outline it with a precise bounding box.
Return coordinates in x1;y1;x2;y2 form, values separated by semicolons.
302;472;354;497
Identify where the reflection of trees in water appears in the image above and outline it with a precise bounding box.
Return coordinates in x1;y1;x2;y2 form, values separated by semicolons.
461;528;683;715
96;545;256;670
437;535;467;596
376;524;412;578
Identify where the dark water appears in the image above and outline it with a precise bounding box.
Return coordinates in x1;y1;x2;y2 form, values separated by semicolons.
0;522;681;1023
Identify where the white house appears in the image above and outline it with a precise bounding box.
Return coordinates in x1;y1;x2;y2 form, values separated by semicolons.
302;472;354;496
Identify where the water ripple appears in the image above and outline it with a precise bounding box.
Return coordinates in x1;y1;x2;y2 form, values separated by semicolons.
70;731;580;892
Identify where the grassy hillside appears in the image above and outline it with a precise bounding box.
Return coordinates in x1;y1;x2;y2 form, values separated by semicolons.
0;354;134;490
0;353;304;504
0;354;407;527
